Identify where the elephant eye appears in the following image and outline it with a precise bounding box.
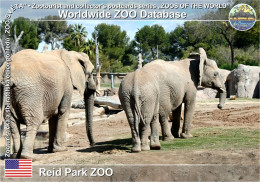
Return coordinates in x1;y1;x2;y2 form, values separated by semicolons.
214;72;218;77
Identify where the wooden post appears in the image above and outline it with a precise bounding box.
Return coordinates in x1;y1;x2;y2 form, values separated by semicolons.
156;45;158;59
94;29;101;90
111;74;114;88
138;53;142;69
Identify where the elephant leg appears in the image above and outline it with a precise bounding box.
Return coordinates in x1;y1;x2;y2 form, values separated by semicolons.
53;108;69;153
159;114;174;141
48;114;58;153
122;99;141;152
21;122;40;160
52;94;71;152
171;104;182;138
139;117;150;151
10;117;22;158
129;116;141;152
150;113;161;150
181;99;195;139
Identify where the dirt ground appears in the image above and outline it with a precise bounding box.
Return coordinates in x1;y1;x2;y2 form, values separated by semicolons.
21;100;258;165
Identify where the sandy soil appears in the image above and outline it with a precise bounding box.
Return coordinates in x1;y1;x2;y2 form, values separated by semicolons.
19;100;258;165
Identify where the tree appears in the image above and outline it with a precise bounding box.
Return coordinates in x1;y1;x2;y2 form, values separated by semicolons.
70;24;88;51
93;23;129;50
81;39;96;61
200;0;260;68
1;17;39;50
37;15;71;50
92;23;136;72
135;24;167;61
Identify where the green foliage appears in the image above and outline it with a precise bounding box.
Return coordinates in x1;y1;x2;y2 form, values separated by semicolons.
92;23;137;72
209;46;259;70
38;15;71;50
70;24;88;51
93;23;129;49
135;24;168;61
235;22;260;49
63;24;88;52
80;39;98;61
11;17;39;49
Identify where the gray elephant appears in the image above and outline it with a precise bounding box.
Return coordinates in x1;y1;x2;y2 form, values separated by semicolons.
119;48;226;152
0;49;96;159
119;69;161;152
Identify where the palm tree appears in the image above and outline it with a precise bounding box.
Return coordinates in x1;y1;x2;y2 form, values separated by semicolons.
70;24;87;51
81;39;103;61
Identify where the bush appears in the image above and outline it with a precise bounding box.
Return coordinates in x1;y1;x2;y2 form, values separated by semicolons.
209;46;260;70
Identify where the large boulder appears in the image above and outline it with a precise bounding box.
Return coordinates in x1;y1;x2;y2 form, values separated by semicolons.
227;64;260;98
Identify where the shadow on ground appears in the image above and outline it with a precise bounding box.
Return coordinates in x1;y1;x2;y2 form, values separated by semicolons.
77;138;132;153
34;147;49;154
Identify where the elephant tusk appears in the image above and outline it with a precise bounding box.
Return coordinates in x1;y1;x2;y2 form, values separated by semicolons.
219;88;226;93
95;90;101;95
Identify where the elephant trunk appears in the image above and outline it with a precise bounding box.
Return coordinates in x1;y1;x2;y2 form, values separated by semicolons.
217;87;226;109
84;87;95;147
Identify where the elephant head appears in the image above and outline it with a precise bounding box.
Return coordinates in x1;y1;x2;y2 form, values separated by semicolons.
60;49;96;146
198;48;226;109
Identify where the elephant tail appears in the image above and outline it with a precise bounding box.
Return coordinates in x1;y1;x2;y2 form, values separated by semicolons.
132;71;144;136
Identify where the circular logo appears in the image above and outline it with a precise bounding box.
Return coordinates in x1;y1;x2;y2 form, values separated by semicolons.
229;4;256;31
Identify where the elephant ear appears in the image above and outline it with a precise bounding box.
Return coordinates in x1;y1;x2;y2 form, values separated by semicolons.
199;48;207;86
60;49;87;96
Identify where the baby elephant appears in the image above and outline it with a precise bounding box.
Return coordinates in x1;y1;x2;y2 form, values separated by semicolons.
119;69;161;152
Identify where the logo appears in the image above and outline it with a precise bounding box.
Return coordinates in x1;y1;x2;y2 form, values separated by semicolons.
5;159;32;178
229;4;256;31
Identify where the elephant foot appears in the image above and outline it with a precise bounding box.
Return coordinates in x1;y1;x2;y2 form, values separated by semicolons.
90;142;96;147
150;141;161;150
20;153;35;161
173;134;180;138
48;146;54;153
11;153;20;159
131;145;141;153
180;133;193;139
151;138;161;150
53;145;68;153
141;144;150;151
163;135;174;141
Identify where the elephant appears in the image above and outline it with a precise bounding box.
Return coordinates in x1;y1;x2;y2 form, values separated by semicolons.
0;49;96;159
119;69;161;152
119;48;226;152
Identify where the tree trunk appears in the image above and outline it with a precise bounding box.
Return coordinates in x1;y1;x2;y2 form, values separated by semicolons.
221;32;234;68
230;45;234;68
150;47;155;60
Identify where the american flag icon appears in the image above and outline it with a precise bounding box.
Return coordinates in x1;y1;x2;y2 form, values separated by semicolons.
5;159;32;178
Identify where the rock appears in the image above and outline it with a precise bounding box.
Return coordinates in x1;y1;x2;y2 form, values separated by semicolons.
94;107;105;116
71;90;84;108
227;64;260;98
71;101;85;109
94;95;122;109
196;87;218;100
